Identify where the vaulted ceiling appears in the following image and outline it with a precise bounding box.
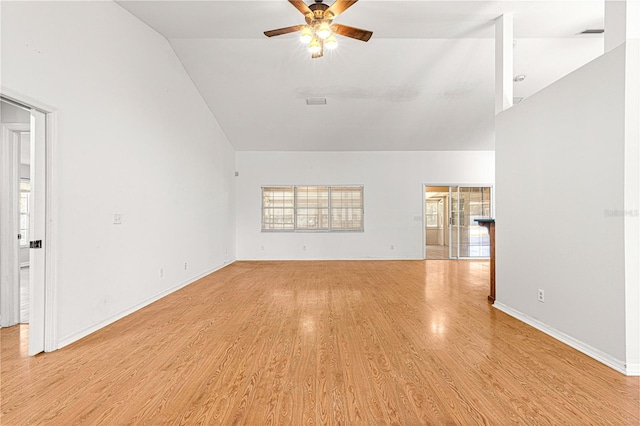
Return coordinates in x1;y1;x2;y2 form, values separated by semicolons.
117;0;604;151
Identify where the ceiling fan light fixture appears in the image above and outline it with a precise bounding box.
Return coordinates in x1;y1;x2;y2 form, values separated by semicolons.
300;26;313;43
263;0;373;59
325;33;338;49
309;36;322;55
317;21;332;39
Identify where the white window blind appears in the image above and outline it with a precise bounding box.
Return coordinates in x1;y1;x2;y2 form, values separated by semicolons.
330;186;363;230
262;186;295;230
262;185;364;232
296;186;329;230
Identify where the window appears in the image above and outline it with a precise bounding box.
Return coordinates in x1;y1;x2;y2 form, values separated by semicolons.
425;201;439;228
296;186;329;230
19;179;30;247
262;185;363;232
330;186;363;230
262;186;295;230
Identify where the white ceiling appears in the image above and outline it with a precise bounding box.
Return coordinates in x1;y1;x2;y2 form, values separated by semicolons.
117;0;605;151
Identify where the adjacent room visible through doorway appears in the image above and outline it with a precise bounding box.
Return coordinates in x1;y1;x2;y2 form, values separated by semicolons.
424;185;492;260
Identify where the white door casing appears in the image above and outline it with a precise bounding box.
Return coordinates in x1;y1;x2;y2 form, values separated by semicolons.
0;125;23;327
29;109;46;355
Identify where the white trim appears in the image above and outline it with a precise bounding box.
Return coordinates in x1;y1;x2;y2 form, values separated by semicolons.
0;126;21;327
626;364;640;376
493;301;635;376
28;109;47;355
238;257;428;261
56;261;236;349
2;123;30;132
44;112;58;352
1;87;55;114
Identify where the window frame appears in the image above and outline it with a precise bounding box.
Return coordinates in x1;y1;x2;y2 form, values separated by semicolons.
261;185;364;233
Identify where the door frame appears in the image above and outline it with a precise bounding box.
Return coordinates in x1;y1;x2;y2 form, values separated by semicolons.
0;124;24;327
1;88;58;353
422;183;494;260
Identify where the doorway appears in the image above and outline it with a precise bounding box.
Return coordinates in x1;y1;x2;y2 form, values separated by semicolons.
425;186;450;259
1;96;50;355
424;185;492;260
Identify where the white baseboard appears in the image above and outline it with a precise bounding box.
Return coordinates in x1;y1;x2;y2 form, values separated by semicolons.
625;363;640;376
493;301;636;376
238;257;426;261
56;261;236;349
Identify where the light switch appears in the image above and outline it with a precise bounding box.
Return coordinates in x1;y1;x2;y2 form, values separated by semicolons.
113;214;122;225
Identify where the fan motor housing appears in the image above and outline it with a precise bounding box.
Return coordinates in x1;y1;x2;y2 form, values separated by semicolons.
308;2;330;20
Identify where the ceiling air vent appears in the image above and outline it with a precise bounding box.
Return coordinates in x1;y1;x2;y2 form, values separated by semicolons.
578;29;604;34
306;97;327;106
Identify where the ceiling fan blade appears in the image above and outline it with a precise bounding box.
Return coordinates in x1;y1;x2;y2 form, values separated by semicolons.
325;0;358;18
289;0;313;16
264;24;305;37
332;23;372;42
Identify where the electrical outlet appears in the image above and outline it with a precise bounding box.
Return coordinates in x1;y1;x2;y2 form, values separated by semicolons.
302;245;306;251
184;262;187;270
261;245;265;251
390;245;395;250
537;289;545;303
160;268;164;278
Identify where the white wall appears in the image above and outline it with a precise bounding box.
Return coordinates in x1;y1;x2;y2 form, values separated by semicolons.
236;151;494;260
495;45;631;372
2;2;236;347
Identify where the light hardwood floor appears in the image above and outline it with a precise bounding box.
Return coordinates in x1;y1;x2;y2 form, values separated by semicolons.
425;245;449;259
19;266;29;324
1;261;638;425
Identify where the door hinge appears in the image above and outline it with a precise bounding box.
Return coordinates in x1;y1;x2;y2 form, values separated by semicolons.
18;233;22;240
30;240;42;249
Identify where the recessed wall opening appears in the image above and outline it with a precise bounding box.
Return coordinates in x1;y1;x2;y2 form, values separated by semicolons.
1;95;51;356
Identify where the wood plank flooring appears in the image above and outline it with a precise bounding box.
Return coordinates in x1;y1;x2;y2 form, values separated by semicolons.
1;260;638;425
425;245;449;260
19;266;29;324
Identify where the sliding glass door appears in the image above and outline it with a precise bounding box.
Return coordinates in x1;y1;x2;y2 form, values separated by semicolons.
448;186;492;259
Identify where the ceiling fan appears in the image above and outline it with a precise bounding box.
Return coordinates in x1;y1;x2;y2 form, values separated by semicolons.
264;0;373;58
